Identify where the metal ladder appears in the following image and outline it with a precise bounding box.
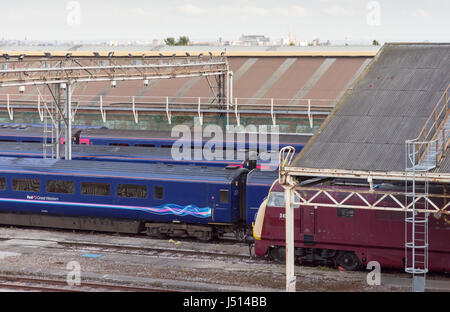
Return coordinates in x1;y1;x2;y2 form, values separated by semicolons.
42;98;56;159
403;85;449;291
405;140;435;292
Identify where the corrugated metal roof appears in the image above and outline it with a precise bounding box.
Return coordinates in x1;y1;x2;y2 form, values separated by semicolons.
293;43;450;173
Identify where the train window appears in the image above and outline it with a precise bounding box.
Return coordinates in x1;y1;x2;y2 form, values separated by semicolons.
267;192;300;208
0;177;5;190
46;180;75;194
13;178;40;192
109;143;130;146
81;182;110;196
22;140;40;143
117;184;147;199
154;186;164;199
337;208;354;218
160;145;172;148
220;190;229;204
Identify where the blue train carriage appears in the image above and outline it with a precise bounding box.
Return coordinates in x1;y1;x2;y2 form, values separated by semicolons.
245;167;279;229
0;157;249;241
79;128;311;152
0;142;253;169
0;123;310;153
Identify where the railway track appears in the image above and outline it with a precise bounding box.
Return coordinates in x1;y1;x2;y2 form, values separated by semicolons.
56;240;254;261
0;230;256;263
0;275;179;292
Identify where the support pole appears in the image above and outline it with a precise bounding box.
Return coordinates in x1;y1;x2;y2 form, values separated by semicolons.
227;72;233;130
55;84;61;160
285;184;296;292
220;73;225;108
226;71;230;129
65;82;72;160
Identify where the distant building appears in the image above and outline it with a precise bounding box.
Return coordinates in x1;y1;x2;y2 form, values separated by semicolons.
278;38;290;46
238;35;271;46
152;39;162;46
298;40;308;47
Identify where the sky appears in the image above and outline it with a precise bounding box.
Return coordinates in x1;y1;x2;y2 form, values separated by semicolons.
0;0;449;44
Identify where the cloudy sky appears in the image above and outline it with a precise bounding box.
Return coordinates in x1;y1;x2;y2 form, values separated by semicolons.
0;0;449;43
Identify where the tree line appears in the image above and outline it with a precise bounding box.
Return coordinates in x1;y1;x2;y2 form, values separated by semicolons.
164;36;190;46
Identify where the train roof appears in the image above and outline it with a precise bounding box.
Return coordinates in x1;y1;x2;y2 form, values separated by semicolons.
0;142;250;162
80;128;312;144
0;157;246;183
0;123;106;130
247;169;278;185
0;124;311;147
0;125;47;137
0;124;104;137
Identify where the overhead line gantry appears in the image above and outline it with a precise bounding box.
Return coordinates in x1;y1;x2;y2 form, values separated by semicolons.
0;53;231;160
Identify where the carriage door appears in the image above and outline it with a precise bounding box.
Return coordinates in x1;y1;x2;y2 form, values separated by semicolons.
301;205;316;245
208;189;217;222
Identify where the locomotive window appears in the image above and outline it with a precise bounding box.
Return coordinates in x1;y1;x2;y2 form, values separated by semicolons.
267;192;300;208
81;182;110;196
46;180;75;194
220;190;229;204
154;186;164;199
13;178;40;192
337;208;354;218
117;184;147;199
0;177;5;190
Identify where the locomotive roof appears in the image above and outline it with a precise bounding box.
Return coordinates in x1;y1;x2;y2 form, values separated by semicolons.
0;157;245;183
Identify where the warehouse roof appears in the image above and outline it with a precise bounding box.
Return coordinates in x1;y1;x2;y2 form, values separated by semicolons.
291;43;450;174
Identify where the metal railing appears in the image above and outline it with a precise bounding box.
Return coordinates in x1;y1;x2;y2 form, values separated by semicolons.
415;84;450;167
0;93;334;127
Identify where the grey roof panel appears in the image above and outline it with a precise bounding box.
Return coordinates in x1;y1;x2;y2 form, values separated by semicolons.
293;43;450;173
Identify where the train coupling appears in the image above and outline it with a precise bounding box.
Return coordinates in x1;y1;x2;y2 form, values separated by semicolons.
244;234;255;257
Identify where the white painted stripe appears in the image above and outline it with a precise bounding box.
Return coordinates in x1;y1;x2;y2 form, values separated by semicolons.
233;58;259;82
249;58;297;102
289;58;336;106
334;58;372;105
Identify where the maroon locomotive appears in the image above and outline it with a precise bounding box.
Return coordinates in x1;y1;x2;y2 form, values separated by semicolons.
253;180;450;272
